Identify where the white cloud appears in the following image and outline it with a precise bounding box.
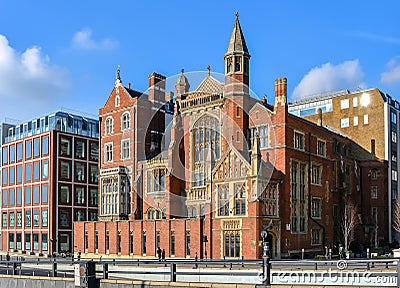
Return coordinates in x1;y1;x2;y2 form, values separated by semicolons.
0;34;70;120
381;56;400;84
292;60;365;100
350;32;400;45
72;28;118;50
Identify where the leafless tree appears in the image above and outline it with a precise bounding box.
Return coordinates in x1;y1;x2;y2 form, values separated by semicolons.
341;198;359;252
392;200;400;234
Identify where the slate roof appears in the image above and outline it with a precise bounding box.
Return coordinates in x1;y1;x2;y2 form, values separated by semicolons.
125;87;147;98
226;13;249;55
195;75;224;94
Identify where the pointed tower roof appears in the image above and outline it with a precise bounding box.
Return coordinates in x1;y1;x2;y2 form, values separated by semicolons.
176;68;190;89
225;12;249;56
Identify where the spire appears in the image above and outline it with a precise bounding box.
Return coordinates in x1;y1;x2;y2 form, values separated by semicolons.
115;65;122;86
116;65;121;81
175;68;190;99
252;131;261;156
251;132;261;176
225;12;249;56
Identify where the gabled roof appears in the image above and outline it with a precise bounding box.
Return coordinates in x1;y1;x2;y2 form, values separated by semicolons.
212;144;251;178
249;101;274;115
125;87;147;98
226;13;249;56
195;75;224;94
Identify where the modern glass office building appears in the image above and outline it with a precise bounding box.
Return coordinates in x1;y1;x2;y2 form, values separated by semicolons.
1;111;99;255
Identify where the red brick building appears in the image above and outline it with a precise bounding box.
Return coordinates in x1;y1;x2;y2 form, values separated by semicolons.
74;14;388;259
1;111;99;256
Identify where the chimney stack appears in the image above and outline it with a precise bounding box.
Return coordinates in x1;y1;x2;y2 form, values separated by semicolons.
274;77;287;107
317;108;323;126
371;139;376;156
128;82;131;89
148;72;166;103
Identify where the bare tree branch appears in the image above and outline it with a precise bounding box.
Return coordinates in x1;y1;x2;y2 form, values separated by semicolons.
341;198;359;252
393;200;400;233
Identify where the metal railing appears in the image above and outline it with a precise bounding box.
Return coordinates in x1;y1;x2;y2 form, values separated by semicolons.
0;257;400;286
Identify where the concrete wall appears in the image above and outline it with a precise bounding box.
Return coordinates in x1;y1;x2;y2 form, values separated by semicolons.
0;275;75;288
100;279;257;288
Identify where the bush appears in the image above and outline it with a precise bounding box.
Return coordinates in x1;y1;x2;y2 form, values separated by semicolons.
314;255;326;260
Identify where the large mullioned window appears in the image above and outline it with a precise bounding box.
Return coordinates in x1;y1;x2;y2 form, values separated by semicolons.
192;115;220;187
291;160;307;233
224;232;240;258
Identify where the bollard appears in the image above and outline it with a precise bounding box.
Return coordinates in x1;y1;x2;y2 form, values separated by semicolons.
262;257;271;285
386;262;389;269
52;260;57;277
242;256;244;268
314;262;318;271
229;262;232;270
103;263;109;279
12;262;18;275
170;263;176;282
86;261;96;288
367;262;370;271
223;256;226;268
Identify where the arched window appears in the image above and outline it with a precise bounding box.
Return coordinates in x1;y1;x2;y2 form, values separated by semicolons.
105;117;113;135
235;56;241;72
147;209;154;220
122;112;130;130
227;57;233;73
218;185;229;216
115;95;120;107
234;184;246;215
192;115;220;187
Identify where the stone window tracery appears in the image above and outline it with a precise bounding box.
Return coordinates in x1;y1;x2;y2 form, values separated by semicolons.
192;115;220;187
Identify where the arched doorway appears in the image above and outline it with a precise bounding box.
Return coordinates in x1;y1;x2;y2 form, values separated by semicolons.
265;230;280;259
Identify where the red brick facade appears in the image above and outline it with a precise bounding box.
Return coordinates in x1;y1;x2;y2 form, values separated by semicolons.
74;15;388;259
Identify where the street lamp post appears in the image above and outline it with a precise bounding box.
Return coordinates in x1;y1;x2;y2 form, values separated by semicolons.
261;229;271;285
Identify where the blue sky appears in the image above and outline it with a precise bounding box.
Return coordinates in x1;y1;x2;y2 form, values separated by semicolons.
1;1;400;121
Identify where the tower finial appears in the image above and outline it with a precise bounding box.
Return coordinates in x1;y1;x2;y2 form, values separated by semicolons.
236;11;239;19
207;65;211;76
116;65;121;81
181;68;184;74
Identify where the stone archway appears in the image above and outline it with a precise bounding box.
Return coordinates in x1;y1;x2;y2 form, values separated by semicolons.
267;229;280;259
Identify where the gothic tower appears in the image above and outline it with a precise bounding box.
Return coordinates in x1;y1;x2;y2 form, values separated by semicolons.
224;12;250;87
223;12;251;152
